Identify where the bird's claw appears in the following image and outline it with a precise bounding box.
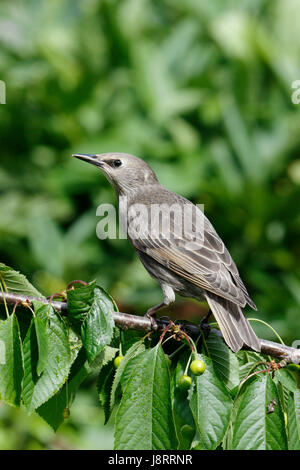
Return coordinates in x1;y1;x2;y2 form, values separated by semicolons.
145;309;157;329
157;315;172;324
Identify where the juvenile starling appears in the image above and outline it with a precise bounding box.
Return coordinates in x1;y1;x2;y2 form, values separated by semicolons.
73;152;261;353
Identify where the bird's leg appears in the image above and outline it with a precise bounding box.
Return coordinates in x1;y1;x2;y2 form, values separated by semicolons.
145;302;166;318
145;302;168;329
144;283;175;326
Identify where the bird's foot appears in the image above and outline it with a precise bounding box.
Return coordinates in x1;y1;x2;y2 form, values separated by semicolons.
145;308;158;329
157;315;172;324
144;302;166;328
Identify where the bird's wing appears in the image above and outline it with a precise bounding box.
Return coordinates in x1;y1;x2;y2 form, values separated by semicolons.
128;201;255;309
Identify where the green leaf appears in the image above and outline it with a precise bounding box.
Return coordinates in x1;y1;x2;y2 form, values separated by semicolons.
67;281;97;329
97;361;116;424
67;283;116;363
171;351;196;450
121;329;145;354
237;351;266;381
91;345;119;369
37;349;90;431
110;340;145;414
232;375;288;450
274;368;298;393
120;347;148;391
287;390;300;450
206;332;240;390
81;287;115;363
22;302;72;411
189;353;233;450
110;327;121;349
34;316;48;376
114;344;178;450
222;387;244;450
0;314;24;406
0;262;44;298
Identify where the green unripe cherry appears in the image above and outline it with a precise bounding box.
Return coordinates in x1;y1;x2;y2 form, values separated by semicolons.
114;355;124;368
190;359;206;375
178;374;192;390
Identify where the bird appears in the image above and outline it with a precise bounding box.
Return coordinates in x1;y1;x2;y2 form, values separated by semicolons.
73;152;261;353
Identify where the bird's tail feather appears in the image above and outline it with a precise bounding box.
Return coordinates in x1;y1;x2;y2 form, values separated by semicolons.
205;293;261;353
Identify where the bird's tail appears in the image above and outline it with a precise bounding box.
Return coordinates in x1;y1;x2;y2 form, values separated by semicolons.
204;292;261;353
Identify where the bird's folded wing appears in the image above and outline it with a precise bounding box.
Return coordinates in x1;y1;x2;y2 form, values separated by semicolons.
129;210;255;309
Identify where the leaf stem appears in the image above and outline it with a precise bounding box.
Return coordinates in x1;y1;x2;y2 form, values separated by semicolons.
248;318;285;345
0;281;9;318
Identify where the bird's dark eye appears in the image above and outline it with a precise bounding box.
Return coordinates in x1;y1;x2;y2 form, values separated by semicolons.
112;159;122;168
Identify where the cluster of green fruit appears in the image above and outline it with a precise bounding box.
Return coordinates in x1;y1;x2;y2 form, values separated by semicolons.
177;359;206;390
113;355;206;391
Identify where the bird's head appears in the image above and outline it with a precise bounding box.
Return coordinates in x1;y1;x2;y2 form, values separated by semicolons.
72;152;158;195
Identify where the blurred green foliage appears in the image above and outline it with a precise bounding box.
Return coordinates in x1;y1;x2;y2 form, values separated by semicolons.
0;0;300;449
0;387;115;450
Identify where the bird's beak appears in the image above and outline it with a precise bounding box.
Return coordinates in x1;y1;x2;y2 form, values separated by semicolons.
72;153;103;168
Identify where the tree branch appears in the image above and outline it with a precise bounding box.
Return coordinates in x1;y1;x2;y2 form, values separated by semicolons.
0;291;299;364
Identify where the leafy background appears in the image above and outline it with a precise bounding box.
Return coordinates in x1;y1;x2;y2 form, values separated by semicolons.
0;0;299;449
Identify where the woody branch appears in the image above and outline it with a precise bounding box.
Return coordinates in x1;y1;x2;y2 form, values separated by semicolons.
0;291;299;364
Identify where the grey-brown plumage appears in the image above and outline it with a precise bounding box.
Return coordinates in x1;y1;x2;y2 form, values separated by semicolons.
73;152;261;352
